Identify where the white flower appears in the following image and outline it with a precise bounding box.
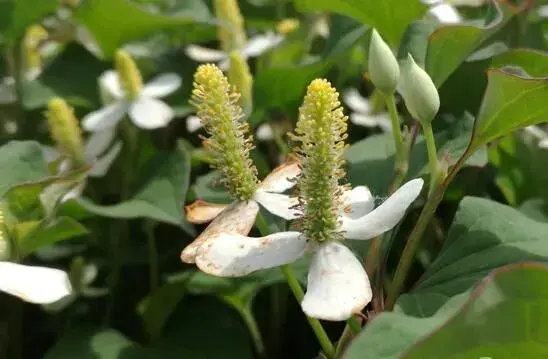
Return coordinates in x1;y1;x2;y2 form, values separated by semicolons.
426;1;462;24
186;114;275;142
185;32;284;70
42;128;122;200
192;179;424;321
182;158;302;263
0;262;72;304
525;125;548;149
82;71;182;131
343;89;392;132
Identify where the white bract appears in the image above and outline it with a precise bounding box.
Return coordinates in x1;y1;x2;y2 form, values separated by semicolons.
182;159;301;263
193;178;424;321
343;89;392;132
82;71;182;131
525;125;548;149
185;32;284;70
0;262;72;304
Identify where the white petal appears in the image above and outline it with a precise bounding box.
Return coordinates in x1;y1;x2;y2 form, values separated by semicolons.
256;123;274;141
98;70;124;100
0;262;72;304
218;57;230;71
301;241;371;321
129;98;174;129
196;231;306;276
343;88;371;114
41;145;60;163
341;186;374;219
88;141;122;178
375;114;394;133
82;102;127;132
185;45;227;62
243;33;284;58
340;179;424;240
350;113;381;128
61;182;86;202
259;157;301;193
540;138;548;149
429;4;462;24
85;127;116;158
142;73;182;98
181;200;259;263
186;115;204;132
254;190;300;220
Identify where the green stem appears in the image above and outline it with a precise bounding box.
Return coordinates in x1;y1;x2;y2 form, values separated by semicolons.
255;213;335;359
422;122;439;194
385;94;406;178
334;316;362;358
239;304;268;359
144;221;159;291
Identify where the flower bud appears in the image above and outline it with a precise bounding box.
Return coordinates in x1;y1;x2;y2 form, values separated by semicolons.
398;54;439;125
214;0;246;52
228;51;253;117
368;29;399;94
46;97;86;167
115;49;143;100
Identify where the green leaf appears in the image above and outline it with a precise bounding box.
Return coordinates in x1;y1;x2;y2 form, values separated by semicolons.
295;0;427;47
344;263;548;359
472;69;548;149
77;142;193;233
347;113;487;194
0;141;49;197
15;217;88;258
0;0;58;38
74;0;213;57
402;263;548;358
425;0;519;87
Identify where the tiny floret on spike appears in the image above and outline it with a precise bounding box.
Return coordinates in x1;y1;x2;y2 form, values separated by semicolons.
46;97;86;166
290;79;348;243
115;50;143;99
191;64;259;200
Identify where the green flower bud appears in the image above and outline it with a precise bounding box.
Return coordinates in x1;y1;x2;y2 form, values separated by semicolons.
214;0;246;52
46;97;86;167
191;64;259;201
228;51;253;117
368;29;400;94
290;79;348;243
399;54;440;125
115;50;143;100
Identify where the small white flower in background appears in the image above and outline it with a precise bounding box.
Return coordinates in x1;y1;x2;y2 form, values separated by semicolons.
343;89;392;132
185;32;284;70
525;125;548;149
185;114;275;142
194;179;424;320
82;50;181;132
424;0;487;24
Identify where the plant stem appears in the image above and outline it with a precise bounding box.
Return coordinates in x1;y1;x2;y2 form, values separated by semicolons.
422;122;439;194
255;213;335;359
144;221;159;291
386;94;407;181
239;304;268;359
334;316;362;358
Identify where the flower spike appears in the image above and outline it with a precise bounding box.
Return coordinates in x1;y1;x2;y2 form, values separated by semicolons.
191;64;259;200
214;0;246;52
290;79;348;243
115;50;143;100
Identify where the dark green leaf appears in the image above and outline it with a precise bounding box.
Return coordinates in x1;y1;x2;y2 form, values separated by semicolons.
0;141;49;197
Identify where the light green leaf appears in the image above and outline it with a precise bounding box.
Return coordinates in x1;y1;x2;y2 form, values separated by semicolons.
425;0;518;87
0;141;49;198
73;0;213;57
77;141;193;233
472;69;548;149
295;0;427;47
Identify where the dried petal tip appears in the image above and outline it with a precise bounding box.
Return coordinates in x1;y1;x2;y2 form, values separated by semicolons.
46;97;86;166
115;49;143;99
368;29;399;94
398;54;439;125
214;0;246;52
191;64;259;201
290;79;348;243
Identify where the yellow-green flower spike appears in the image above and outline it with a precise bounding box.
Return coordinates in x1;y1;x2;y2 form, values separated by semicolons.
115;50;143;100
46;97;86;167
214;0;246;52
290;79;348;243
24;25;48;75
228;51;253;116
276;18;300;35
191;64;259;200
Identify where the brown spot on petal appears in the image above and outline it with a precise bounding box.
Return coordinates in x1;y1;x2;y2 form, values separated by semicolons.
181;200;260;263
185;200;228;224
259;155;301;193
